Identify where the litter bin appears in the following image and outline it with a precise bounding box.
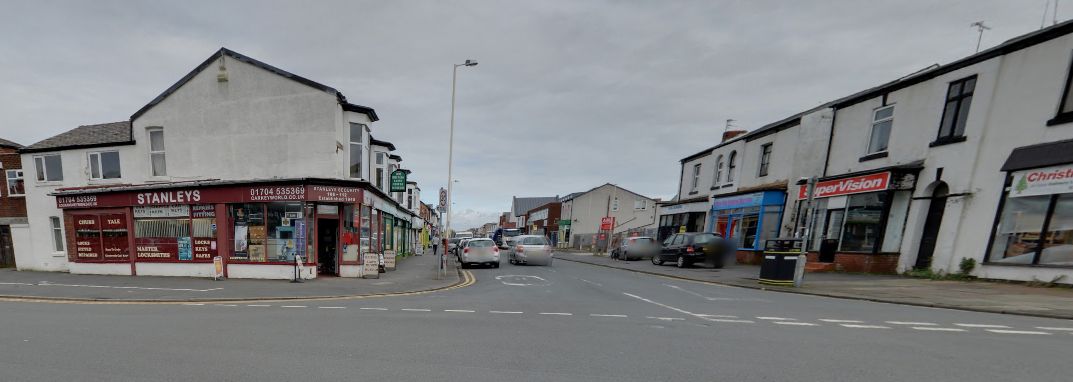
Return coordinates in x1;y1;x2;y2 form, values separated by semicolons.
758;238;804;286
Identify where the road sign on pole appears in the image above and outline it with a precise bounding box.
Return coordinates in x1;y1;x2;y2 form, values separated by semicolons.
439;188;448;207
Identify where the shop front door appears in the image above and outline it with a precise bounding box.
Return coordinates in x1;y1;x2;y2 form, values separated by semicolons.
915;184;949;270
318;218;339;275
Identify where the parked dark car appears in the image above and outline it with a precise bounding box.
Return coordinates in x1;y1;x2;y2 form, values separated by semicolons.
611;236;659;261
652;232;733;268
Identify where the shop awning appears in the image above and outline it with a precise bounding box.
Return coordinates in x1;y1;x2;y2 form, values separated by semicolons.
1001;138;1073;172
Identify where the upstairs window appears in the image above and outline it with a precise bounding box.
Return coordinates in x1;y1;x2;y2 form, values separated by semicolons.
690;164;701;193
867;105;894;154
727;151;737;183
6;169;24;196
148;128;167;176
1050;53;1073;125
634;200;648;210
936;75;976;143
88;151;121;180
713;155;724;186
758;143;772;177
349;123;364;178
34;154;63;182
612;197;619;212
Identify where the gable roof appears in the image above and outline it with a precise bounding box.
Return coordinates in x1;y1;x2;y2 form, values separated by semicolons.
560;183;653;203
512;196;559;215
130;47;378;123
21;121;134;153
0;138;23;149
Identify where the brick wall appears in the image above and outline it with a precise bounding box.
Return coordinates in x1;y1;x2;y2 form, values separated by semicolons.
0;147;26;218
738;249;900;274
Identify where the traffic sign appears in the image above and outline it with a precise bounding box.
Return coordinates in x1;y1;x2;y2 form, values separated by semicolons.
439;187;448;207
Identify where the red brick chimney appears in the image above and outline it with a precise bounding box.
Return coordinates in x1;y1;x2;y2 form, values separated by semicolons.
722;129;747;142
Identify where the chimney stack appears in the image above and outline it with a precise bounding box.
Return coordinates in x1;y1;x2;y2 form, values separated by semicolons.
722;129;747;142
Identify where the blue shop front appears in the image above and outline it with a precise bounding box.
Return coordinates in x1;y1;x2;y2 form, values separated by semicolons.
709;190;785;250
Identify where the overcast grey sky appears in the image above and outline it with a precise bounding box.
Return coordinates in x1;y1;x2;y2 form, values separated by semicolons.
0;0;1058;229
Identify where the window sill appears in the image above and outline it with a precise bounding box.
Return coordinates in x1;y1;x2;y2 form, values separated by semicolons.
687;191;699;196
858;151;888;162
1046;112;1073;126
7;194;25;198
928;135;967;147
52;252;66;257
721;184;735;189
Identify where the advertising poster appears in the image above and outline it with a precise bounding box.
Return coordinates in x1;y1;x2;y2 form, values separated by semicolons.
178;237;192;260
233;223;249;259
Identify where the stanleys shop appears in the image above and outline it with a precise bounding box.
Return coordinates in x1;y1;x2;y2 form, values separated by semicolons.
791;167;919;273
54;179;413;280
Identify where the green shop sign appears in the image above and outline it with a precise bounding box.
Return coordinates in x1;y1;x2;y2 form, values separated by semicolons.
559;219;571;227
390;169;409;192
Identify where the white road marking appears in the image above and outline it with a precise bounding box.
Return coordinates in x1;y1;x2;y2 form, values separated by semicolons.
444;309;475;313
1035;327;1073;331
696;314;738;318
819;319;863;323
281;305;307;308
539;312;573;316
318;306;346;309
218;304;237;307
591;314;627;318
664;284;711;299
986;329;1052;335
912;327;966;332
21;282;222;292
622;292;713;323
247;304;271;307
495;275;547;286
579;279;603;287
840;324;890;329
401;308;431;312
954;323;1010;328
182;303;204;306
757;316;793;320
709;319;755;323
360;307;388;311
0;282;34;286
489;311;523;314
774;321;817;326
647;316;685;321
886;321;937;326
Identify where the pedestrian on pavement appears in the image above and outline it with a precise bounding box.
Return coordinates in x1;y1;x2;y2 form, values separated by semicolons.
432;237;439;255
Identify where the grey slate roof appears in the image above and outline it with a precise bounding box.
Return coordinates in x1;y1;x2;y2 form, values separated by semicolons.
21;121;133;153
0;137;23;149
558;192;583;202
512;196;559;216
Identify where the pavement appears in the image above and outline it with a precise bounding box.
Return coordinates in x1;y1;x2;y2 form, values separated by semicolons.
0;252;461;302
555;251;1073;320
2;254;1071;381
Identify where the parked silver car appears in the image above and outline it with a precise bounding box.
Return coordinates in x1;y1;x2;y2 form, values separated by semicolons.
611;236;659;261
509;235;553;266
460;238;500;268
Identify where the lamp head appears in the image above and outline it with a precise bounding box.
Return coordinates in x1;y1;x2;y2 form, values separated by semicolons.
464;59;478;67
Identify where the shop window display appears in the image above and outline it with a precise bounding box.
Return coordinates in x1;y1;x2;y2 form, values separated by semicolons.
839;193;884;252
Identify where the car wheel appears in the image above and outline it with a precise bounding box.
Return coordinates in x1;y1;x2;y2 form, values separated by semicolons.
460;262;468;269
493;263;500;269
676;256;687;268
652;256;664;265
508;258;515;265
622;251;629;261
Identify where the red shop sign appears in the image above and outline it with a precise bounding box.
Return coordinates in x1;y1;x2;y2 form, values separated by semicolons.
101;213;130;261
600;217;615;230
135;238;179;262
798;172;891;199
192;237;216;260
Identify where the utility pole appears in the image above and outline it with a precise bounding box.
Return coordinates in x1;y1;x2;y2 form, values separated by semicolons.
445;59;477;277
971;21;991;53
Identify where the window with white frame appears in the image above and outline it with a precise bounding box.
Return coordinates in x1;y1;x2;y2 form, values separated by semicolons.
6;169;24;196
867;105;894;154
148;128;167;176
88;151;121;180
612;197;619;211
374;152;385;190
713;155;724;186
34;154;63;182
349;123;364;178
50;216;64;252
727;151;737;183
690;163;701;192
634;199;647;210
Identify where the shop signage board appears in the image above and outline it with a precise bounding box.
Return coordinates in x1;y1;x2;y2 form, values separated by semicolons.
191;204;215;218
134;205;191;218
600;217;615;230
101;214;130;261
193;238;215;260
74;215;102;261
384;250;397;270
363;252;379;278
307;186;362;203
213;256;224;280
390;170;408;192
1010;164;1073;197
135;238;180;261
55;183;362;209
712;192;765;210
797;172;891;199
559;219;571;227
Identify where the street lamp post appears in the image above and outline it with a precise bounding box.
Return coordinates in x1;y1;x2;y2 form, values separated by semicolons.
445;59;477;274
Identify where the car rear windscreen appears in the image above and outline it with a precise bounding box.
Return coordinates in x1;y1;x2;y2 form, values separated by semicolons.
691;234;717;244
504;229;522;237
468;240;494;247
520;237;548;245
